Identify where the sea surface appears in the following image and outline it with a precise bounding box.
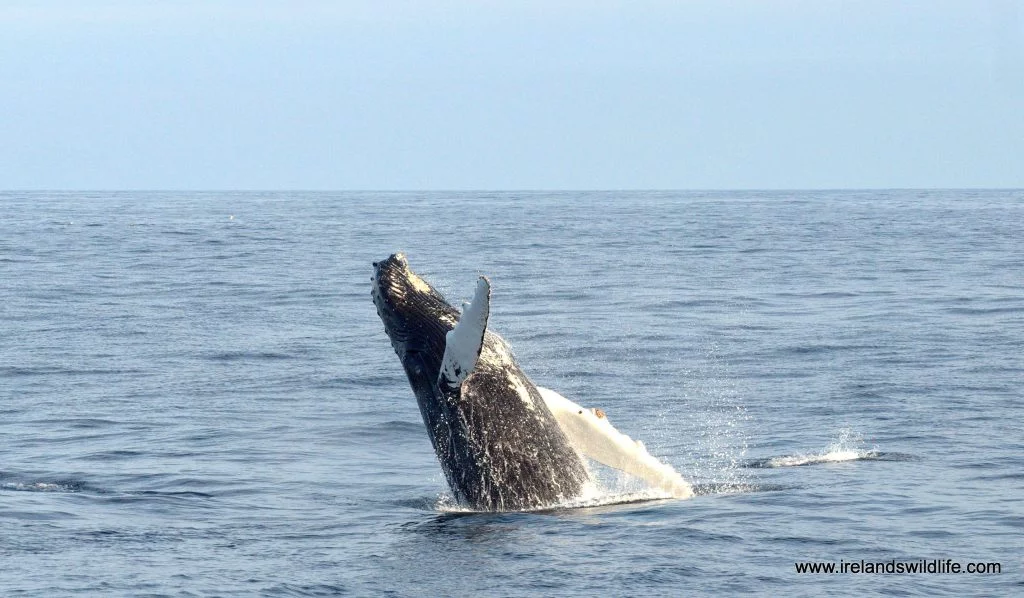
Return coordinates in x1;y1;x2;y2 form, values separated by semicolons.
1;190;1021;596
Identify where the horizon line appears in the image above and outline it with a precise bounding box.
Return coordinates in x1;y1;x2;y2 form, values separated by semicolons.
3;187;1023;193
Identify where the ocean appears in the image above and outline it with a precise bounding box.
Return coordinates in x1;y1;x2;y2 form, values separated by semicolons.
1;190;1021;596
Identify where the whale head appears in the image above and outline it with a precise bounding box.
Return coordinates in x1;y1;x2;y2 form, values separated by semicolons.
371;253;458;380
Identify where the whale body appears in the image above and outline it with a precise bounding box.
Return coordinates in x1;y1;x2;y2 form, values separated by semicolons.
371;253;692;511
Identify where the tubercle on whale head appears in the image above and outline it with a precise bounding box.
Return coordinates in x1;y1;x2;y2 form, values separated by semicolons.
371;253;458;358
372;253;435;311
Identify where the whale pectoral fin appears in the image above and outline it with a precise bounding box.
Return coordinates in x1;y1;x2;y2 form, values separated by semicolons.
537;387;694;499
438;276;491;390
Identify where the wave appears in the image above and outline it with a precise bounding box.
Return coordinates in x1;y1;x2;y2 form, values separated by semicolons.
431;485;678;514
0;480;86;493
0;474;216;499
206;350;295;362
742;429;912;468
745;449;878;468
423;477;789;514
694;481;790;494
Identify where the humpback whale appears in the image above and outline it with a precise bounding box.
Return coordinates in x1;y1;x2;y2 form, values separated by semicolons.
371;253;692;511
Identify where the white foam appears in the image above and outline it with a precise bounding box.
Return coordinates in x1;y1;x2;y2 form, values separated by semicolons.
1;481;76;492
761;429;877;468
556;488;674;510
765;450;863;467
433;483;675;514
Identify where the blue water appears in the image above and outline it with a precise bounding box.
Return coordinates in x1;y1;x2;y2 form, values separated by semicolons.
2;190;1021;596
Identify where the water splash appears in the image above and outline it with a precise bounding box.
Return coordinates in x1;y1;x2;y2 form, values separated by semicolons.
672;340;752;491
433;481;678;513
746;428;880;468
693;481;790;495
432;461;690;513
1;481;83;493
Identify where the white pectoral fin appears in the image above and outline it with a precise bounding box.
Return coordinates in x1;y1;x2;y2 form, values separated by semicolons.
438;276;491;390
538;387;694;499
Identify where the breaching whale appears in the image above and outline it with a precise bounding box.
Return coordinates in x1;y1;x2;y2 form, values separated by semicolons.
371;253;692;511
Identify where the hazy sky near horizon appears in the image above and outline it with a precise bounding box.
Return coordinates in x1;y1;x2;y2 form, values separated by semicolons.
1;1;1022;189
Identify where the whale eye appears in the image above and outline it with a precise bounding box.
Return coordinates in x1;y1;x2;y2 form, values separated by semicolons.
578;410;583;415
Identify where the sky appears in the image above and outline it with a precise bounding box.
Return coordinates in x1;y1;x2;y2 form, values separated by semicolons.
1;0;1022;190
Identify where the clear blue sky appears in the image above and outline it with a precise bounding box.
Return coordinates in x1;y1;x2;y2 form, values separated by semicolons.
1;1;1021;189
